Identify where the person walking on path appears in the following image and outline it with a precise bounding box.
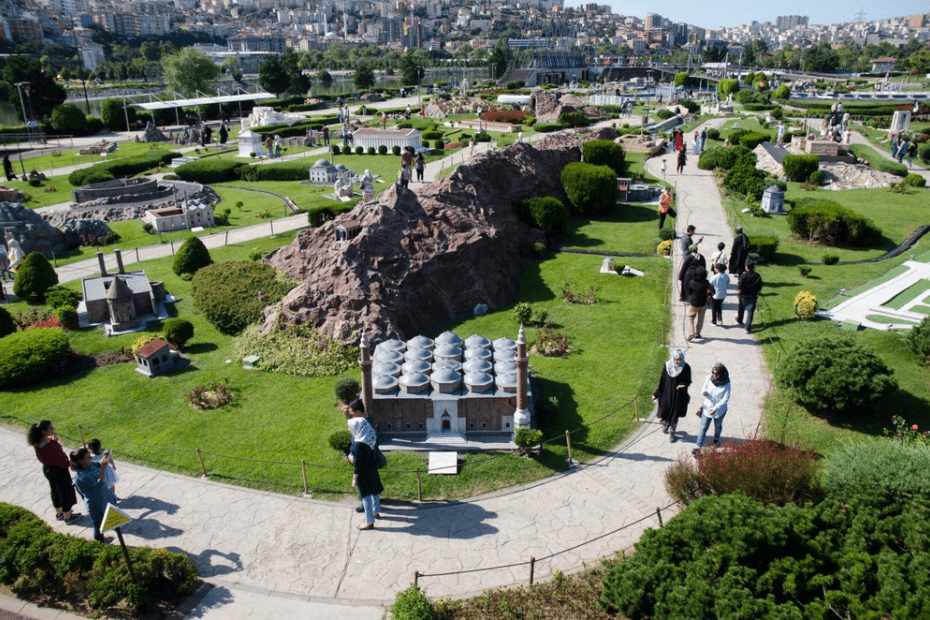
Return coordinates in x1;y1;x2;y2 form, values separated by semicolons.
348;417;383;531
678;244;705;303
27;420;79;524
676;146;687;174
729;226;750;276
686;265;710;341
415;153;425;182
736;259;763;333
218;121;228;145
653;349;691;443
398;164;411;189
263;135;273;158
679;224;702;256
322;125;330;146
693;363;731;455
70;447;117;543
274;134;281;158
380;113;387;129
908;141;918;168
710;242;727;271
709;263;730;326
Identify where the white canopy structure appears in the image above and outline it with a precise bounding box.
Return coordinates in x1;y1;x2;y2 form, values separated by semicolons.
133;92;274;111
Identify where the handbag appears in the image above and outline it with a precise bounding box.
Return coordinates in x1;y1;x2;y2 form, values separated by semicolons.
694;407;703;418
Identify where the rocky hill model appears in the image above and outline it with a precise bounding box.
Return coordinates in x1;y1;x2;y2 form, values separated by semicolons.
262;129;617;343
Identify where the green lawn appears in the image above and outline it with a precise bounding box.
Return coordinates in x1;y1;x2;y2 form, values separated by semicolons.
2;205;669;502
11;141;169;174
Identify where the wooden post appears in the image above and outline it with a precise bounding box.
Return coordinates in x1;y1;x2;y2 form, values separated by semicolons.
52;252;57;267
529;556;536;585
77;424;86;447
170;240;175;255
635;394;640;421
414;570;420;587
416;468;423;502
656;506;664;527
776;350;781;367
115;527;137;582
565;430;574;466
270;220;274;237
301;459;308;495
196;448;207;477
135;247;139;262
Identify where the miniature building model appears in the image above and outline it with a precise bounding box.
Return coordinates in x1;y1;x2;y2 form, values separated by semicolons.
82;250;167;329
134;338;174;377
143;198;215;232
308;159;357;184
359;329;533;444
761;185;786;214
335;220;361;241
352;128;423;152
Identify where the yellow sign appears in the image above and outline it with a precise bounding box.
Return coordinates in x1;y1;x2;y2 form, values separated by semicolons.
100;503;132;533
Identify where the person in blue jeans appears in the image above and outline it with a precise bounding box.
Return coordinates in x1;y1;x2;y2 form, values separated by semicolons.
736;260;763;333
693;363;731;456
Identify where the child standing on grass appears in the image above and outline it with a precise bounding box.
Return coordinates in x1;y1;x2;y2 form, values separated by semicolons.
88;438;118;497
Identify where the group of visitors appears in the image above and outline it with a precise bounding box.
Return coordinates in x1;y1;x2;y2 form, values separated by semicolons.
263;134;283;158
892;133;918;167
397;150;425;188
28;421;119;543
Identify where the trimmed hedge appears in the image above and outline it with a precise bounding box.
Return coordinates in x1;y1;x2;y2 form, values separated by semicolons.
68;150;177;187
582;139;625;176
13;252;59;303
906;173;926;188
822;442;930;506
174;159;245;184
172;236;213;277
533;122;563;133
0;328;69;389
518;196;569;240
849;143;909;177
191;261;294;334
782;154;820;182
697;145;755;171
722;163;770;201
560;163;617;216
239;160;314;182
749;234;779;262
0;503;197;613
787;201;882;246
307;202;354;227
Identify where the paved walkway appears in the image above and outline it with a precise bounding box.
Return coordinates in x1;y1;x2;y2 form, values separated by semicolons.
0;119;770;619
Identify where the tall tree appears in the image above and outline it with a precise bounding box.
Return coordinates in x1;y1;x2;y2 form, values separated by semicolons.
1;54;66;120
162;47;218;97
257;54;289;97
398;49;428;86
280;49;310;95
487;38;510;80
354;61;376;89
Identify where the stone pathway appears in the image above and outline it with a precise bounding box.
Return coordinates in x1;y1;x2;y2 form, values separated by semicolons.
0;118;771;619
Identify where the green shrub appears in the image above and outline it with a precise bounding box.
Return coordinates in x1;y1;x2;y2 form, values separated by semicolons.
392;145;401;155
557;111;588;127
773;84;790;100
422;130;443;141
13;252;59;303
697;145;755;171
919;143;930;164
799;265;812;278
28;178;41;187
822;253;839;265
354;146;363;155
822;441;930;505
808;169;824;185
782;154;820;182
68;150;176;187
658;226;676;241
513;427;543;450
512;302;532;325
0;328;69;389
84;115;103;135
333;145;341;156
655;109;674;120
706;128;720;141
749;234;779;262
533;122;563;133
192;261;293;334
716;78;739;98
787;202;882;246
44;286;81;310
474;131;492;142
770;106;784;120
0;307;15;338
722;162;769;200
560;162;617;215
55;306;78;330
532;241;547;259
433;139;444;150
340;145;351;155
79;170;115;185
390;585;435;620
599;492;930;620
232;322;357;377
378;144;388;155
665;439;822;506
163;318;194;349
734;131;771;149
328;430;352;454
50;103;87;134
366;146;375;155
175;159;243;183
907;315;930;364
518;196;569;239
850;143;909;176
172;236;213;278
333;376;360;403
0;503;196;613
906;173;926;187
307;201;354;227
100;99;128;131
776;334;897;412
582;139;625;176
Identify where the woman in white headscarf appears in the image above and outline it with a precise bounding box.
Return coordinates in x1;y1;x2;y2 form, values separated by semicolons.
348;415;383;530
652;349;691;443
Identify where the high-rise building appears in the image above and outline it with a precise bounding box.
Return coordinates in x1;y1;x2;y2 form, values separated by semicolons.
645;12;661;30
775;15;808;30
909;14;926;29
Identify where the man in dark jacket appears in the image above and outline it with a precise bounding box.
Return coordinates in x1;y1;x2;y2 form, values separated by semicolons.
737;260;763;333
729;226;750;275
678;245;706;303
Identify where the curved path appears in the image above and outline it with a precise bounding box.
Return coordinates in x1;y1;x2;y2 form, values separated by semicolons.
0;120;769;619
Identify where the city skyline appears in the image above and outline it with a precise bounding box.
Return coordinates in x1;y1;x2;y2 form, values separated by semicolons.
563;0;928;30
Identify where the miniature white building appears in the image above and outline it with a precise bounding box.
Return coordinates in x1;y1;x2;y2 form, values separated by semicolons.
241;106;303;130
143;199;215;232
237;128;265;158
761;184;786;215
352;128;423;152
308;158;339;183
135;338;175;377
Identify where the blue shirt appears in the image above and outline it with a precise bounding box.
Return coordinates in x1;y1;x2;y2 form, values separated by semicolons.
73;462;117;519
701;376;731;419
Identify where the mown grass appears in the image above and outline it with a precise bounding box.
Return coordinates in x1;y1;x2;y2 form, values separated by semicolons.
2;201;669;502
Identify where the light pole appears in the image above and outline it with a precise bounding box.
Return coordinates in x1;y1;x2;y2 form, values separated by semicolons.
14;82;32;143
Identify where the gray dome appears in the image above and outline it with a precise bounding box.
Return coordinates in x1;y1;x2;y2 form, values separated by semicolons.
464;335;490;348
493;337;517;351
373;349;404;364
313;158;331;167
463;358;493;374
464;347;492;361
432;359;462;372
373;375;398;390
434;344;463;359
407;335;434;350
494;360;517;375
496;373;518;388
464;371;493;386
372;361;401;377
494;348;516;362
402;359;431;374
334;163;348;171
435;331;463;346
399;372;429;387
379;339;406;352
431;368;462;383
404;347;432;362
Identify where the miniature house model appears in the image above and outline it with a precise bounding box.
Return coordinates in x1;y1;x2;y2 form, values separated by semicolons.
335;220;361;241
308;159;357;185
143;198;215;232
134;338;174;377
359;329;533;444
82;250;168;331
352;128;423;152
760;184;786;214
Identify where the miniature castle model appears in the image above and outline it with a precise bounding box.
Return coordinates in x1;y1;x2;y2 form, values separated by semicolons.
143;197;215;232
82;250;168;332
359;328;533;444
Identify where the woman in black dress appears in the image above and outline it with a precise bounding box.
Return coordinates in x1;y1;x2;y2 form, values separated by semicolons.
348;417;383;530
653;349;691;443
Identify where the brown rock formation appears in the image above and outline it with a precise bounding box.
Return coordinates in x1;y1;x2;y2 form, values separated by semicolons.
263;130;617;343
532;88;603;124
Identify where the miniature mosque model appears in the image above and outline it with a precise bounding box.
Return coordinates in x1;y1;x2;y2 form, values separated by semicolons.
358;328;534;444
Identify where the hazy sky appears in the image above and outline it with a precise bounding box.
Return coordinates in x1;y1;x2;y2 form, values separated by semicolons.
562;0;929;29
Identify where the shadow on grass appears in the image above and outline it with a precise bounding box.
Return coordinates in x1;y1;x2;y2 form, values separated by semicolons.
185;342;218;355
513;258;556;303
817;388;930;438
